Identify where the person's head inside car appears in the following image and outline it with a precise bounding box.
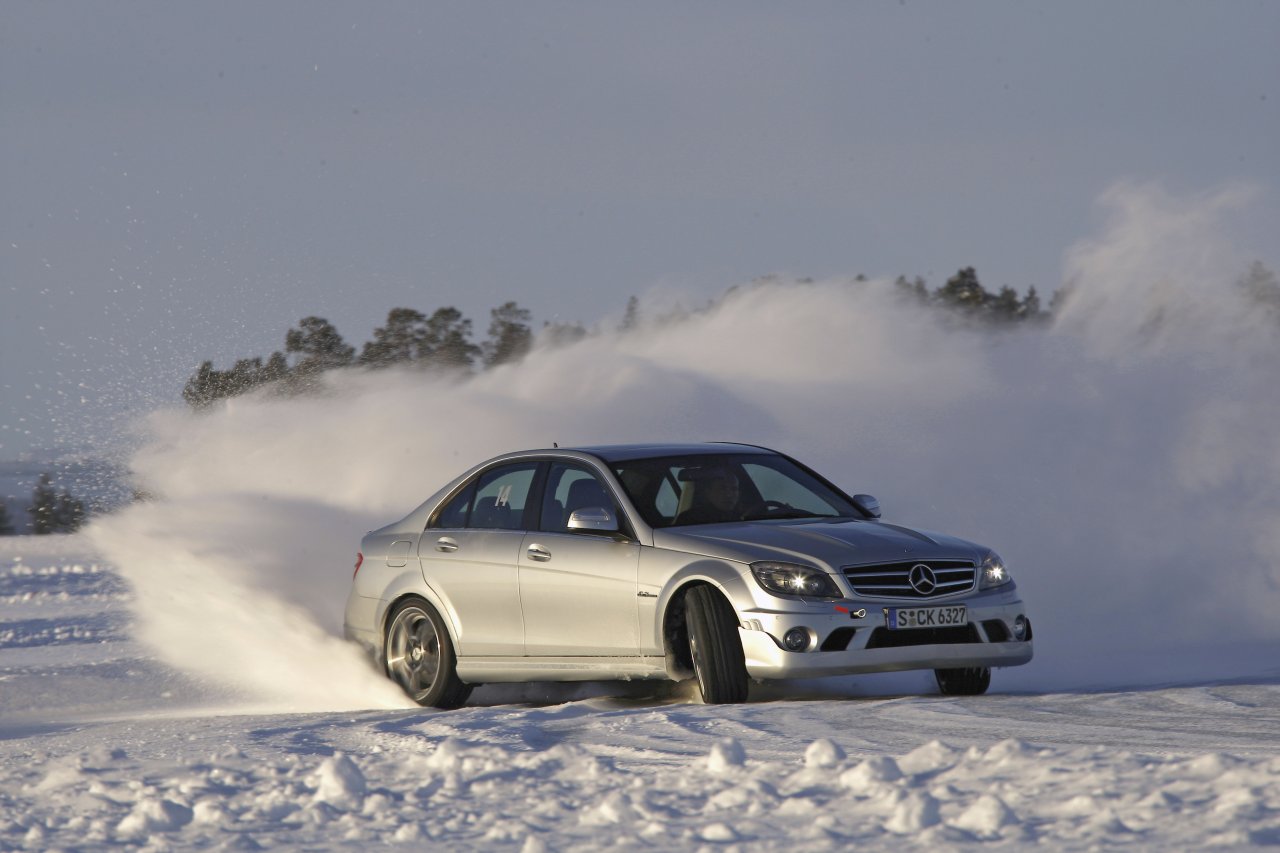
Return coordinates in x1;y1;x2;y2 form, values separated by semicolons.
676;466;742;525
703;469;740;514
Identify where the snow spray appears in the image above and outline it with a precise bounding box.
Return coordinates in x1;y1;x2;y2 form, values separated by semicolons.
90;182;1280;706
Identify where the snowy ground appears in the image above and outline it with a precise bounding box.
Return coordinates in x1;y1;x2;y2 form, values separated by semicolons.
2;535;1279;850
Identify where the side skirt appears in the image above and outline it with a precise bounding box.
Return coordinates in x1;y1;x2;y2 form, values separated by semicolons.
457;655;670;683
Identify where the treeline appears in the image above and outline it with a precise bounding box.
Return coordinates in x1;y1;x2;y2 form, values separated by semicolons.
894;267;1051;322
183;301;537;409
182;268;1050;410
0;473;86;535
181;262;1280;411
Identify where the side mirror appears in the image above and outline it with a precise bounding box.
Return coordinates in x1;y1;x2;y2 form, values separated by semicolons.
567;507;620;533
851;494;881;519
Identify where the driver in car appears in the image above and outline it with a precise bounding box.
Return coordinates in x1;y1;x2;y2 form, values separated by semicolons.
677;467;742;525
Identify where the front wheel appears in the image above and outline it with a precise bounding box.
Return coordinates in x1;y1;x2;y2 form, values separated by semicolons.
384;598;472;709
684;586;749;704
935;666;991;696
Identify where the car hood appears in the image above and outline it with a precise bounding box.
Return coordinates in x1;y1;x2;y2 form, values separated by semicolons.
652;518;983;571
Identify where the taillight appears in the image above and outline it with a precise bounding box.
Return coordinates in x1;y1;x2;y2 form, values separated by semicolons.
353;551;364;579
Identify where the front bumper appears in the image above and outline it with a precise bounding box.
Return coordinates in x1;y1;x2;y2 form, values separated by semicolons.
737;591;1033;680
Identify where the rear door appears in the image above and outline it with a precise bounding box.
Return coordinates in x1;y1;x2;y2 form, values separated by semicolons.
519;462;640;656
418;461;538;656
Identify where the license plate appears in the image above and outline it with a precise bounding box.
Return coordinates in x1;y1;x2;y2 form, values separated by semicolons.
885;605;967;630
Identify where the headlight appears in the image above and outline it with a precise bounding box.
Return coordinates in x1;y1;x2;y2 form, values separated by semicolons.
750;562;841;599
978;550;1014;590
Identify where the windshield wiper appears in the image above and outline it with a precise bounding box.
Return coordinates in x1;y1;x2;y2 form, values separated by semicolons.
741;509;833;521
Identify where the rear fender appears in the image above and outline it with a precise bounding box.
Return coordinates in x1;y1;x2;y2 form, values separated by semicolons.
374;569;461;659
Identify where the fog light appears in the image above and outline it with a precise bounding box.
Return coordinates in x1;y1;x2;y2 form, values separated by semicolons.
1013;615;1027;640
783;628;811;652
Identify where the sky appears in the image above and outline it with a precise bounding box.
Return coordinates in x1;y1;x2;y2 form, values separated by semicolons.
3;1;1278;458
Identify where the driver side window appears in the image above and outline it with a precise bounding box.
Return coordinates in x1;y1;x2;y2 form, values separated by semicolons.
539;463;619;534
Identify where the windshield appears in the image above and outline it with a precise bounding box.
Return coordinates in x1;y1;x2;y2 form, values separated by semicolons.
612;452;858;528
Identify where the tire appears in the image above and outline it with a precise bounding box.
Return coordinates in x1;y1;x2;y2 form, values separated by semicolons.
935;666;991;696
684;585;749;704
384;597;472;709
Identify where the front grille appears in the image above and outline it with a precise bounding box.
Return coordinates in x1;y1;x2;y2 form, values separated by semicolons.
842;560;975;599
865;624;981;649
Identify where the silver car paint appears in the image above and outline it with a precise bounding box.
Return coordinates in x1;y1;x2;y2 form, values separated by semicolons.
344;444;1033;685
418;528;526;656
519;531;641;656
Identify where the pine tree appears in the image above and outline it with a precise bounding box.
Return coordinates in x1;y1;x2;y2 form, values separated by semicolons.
224;357;269;396
28;474;86;534
483;302;533;368
360;308;429;368
29;474;59;535
989;286;1021;321
261;351;289;385
183;351;292;409
1021;286;1043;320
285;316;355;380
0;500;15;536
422;307;480;372
1239;260;1280;322
55;492;86;532
894;275;929;304
182;361;219;409
619;295;640;332
935;267;989;311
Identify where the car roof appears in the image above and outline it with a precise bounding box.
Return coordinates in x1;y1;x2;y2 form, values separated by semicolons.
565;442;779;463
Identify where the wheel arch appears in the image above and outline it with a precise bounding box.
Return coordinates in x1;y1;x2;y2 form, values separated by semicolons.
658;568;748;680
376;576;462;662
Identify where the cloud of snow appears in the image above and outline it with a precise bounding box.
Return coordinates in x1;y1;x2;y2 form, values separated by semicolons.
89;181;1280;706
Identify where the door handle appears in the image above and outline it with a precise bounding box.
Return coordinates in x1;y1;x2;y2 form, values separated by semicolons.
435;537;459;553
526;544;552;562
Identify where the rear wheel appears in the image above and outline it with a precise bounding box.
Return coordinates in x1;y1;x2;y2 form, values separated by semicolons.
935;666;991;696
684;586;749;704
384;598;472;709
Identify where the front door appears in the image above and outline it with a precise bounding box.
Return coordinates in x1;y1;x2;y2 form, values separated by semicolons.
519;463;640;656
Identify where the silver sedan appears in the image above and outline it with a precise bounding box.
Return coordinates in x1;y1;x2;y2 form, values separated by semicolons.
344;443;1033;707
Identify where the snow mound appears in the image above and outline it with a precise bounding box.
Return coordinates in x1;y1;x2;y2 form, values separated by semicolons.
804;738;847;768
952;793;1019;838
706;738;746;774
310;753;366;810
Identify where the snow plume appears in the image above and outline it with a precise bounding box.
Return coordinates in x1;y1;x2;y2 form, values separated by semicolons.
89;182;1280;707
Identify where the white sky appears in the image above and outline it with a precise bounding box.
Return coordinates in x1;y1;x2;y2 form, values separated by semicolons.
2;1;1278;457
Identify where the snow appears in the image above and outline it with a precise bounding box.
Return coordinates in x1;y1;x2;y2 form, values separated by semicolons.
3;536;1280;850
3;189;1279;848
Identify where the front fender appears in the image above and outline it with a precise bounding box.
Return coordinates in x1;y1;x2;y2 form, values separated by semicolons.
644;554;753;663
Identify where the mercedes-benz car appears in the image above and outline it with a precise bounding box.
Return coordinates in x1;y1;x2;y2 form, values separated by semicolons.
344;443;1033;707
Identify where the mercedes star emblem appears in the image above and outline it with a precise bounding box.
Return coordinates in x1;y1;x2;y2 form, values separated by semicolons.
909;564;938;595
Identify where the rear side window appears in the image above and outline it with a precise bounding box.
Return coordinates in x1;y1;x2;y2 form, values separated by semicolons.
431;482;475;529
429;462;539;531
468;463;538;531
